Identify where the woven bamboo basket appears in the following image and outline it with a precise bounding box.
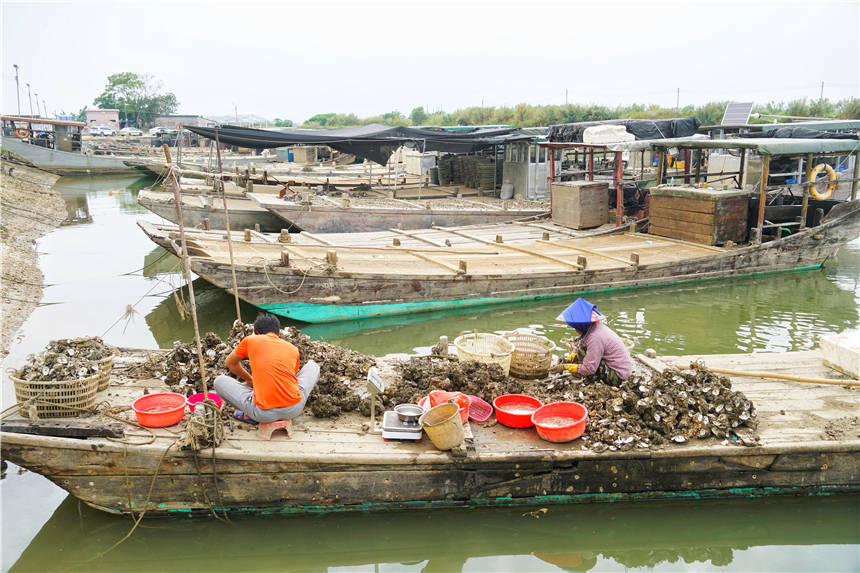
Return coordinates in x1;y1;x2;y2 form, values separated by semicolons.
10;370;101;418
454;332;514;376
505;332;555;379
94;355;115;392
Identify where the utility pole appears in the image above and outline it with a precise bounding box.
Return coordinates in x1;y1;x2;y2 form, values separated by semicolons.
34;93;39;116
26;83;33;115
820;81;824;100
13;64;20;115
676;88;680;112
565;88;568;106
234;103;238;124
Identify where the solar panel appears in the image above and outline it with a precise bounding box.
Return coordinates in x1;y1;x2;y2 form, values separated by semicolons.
721;102;754;126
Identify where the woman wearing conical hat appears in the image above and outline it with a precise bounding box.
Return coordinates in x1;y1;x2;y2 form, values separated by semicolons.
556;297;632;386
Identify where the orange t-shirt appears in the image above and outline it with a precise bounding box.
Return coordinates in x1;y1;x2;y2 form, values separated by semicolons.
234;333;301;409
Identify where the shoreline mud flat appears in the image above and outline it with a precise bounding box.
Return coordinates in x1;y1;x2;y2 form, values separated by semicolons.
0;161;65;355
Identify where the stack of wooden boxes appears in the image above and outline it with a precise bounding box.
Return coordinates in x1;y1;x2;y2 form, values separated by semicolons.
551;181;609;229
649;185;749;246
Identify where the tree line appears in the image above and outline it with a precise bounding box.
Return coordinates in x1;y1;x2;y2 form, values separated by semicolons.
281;98;860;129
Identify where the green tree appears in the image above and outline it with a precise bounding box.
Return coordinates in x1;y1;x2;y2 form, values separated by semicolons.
93;72;178;127
410;106;428;126
273;118;294;127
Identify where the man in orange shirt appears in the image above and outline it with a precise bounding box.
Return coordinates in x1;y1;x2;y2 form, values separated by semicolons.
214;313;319;424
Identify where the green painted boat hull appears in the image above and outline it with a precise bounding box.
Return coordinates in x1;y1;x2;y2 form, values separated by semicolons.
260;264;823;323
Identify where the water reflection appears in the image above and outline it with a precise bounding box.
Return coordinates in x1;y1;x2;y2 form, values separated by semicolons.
55;175;154;225
11;495;859;572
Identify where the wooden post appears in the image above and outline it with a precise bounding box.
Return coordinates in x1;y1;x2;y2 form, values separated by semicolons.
326;250;338;267
215;127;242;324
254;223;260;232
393;238;401;246
280;251;290;267
244;229;252;242
800;153;812;230
655;151;665;186
756;155;771;244
694;149;703;184
548;144;555;210
542;231;550;241
495;235;504;244
588;149;594;182
683;149;691;184
630;252;639;265
738;148;747;188
577;255;587;269
458;260;468;274
203;217;210;230
162;144;209;396
262;170;268;185
246;179;253;194
279;229;291;243
852;151;860;200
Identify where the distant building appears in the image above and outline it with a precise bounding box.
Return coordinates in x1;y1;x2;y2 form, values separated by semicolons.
152;114;216;129
85;109;119;130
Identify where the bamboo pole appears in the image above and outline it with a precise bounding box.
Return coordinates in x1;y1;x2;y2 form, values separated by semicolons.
800;153;812;230
215;127;242;324
708;367;860;387
163;144;209;396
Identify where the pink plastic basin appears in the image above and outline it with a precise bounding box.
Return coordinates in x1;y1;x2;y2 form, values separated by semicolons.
186;392;223;413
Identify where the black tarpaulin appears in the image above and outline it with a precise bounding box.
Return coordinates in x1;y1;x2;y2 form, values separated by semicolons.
547;117;701;143
184;123;525;165
738;126;859;140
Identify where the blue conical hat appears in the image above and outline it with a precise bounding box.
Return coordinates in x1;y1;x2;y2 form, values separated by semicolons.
555;298;604;332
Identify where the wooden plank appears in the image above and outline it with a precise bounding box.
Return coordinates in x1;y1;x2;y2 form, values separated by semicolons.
534;240;636;265
387;228;447;247
651;195;716;214
431;226;584;270
650;215;715;237
649;224;716;246
398;249;461;274
0;420;125;439
631;232;724;252
297;232;334;246
651;209;715;226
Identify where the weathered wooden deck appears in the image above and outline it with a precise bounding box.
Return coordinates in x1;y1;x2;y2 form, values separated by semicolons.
1;349;857;516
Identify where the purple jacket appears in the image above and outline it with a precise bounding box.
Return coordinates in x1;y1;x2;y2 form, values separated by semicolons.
578;322;632;379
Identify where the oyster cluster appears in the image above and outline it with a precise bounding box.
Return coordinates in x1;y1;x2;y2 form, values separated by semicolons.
368;356;524;415
533;362;758;451
15;337;113;382
280;326;376;418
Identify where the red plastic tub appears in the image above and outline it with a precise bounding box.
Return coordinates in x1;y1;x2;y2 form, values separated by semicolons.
132;392;186;428
531;401;588;443
492;394;543;428
186;392;223;413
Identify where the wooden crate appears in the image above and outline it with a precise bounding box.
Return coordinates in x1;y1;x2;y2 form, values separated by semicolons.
649;185;749;246
551;181;608;229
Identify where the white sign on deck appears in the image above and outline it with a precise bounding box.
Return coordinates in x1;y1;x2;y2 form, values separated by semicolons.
366;366;384;393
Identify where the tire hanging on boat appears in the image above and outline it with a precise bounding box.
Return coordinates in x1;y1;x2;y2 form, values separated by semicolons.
15;127;29;138
809;163;837;200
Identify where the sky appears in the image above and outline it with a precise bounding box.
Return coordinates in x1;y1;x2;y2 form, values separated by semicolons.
2;0;859;123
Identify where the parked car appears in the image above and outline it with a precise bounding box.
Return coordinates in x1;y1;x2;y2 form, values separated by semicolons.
91;125;116;136
119;127;143;137
148;127;168;136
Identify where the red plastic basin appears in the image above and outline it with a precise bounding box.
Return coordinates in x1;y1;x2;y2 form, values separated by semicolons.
186;392;223;413
132;392;186;428
492;394;543;428
532;401;588;443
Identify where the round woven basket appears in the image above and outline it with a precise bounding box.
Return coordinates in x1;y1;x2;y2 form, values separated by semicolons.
94;355;115;392
505;332;555;379
9;370;101;418
454;332;514;376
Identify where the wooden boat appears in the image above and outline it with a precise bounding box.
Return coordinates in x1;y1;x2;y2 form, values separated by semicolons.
2;116;139;175
177;199;860;323
137;189;287;232
249;192;547;233
1;348;857;516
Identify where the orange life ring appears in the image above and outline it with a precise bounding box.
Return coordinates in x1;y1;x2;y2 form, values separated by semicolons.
808;163;837;200
15;127;29;138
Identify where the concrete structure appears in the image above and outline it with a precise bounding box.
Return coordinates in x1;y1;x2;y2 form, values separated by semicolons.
85;109;119;132
152;114;215;129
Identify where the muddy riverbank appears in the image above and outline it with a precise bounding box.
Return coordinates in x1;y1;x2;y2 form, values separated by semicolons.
0;161;65;356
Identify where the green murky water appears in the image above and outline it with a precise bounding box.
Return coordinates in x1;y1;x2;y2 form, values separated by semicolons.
1;176;858;572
